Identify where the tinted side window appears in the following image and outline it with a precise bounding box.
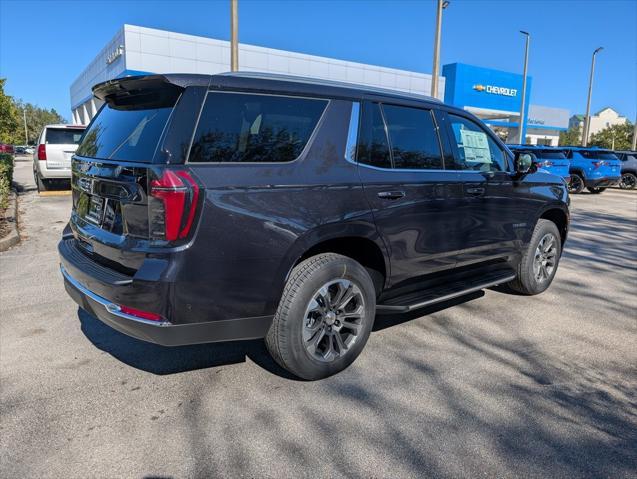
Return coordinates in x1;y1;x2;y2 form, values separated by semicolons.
357;102;391;168
189;92;327;163
537;151;567;160
447;114;507;172
382;105;443;169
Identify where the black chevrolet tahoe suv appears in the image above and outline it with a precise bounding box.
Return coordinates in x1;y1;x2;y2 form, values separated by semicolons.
59;73;569;380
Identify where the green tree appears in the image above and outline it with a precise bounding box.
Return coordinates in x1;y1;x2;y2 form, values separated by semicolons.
559;127;581;146
0;78;21;144
589;122;634;150
15;100;66;145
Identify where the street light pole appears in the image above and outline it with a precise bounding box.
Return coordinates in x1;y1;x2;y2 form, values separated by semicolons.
23;109;28;145
230;0;239;72
430;0;449;99
517;31;530;145
582;47;603;147
632;116;637;150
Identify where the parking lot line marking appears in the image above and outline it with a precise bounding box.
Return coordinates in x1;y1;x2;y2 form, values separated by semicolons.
39;191;72;197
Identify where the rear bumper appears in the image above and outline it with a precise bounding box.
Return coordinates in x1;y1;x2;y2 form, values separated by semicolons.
59;239;273;346
36;160;71;179
585;177;621;188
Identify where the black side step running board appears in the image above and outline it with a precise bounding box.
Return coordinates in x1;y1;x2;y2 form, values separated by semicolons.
376;272;516;313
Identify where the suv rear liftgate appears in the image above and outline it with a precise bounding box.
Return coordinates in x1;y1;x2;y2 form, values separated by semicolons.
60;75;271;345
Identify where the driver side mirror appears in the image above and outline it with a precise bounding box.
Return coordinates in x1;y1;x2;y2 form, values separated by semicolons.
514;152;534;175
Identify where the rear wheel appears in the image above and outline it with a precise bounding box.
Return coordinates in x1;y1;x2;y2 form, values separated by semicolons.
266;253;376;380
587;186;606;194
620;172;637;190
568;173;584;194
34;171;48;192
508;219;561;296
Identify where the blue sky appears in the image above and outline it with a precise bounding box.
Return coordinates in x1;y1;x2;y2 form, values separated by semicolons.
1;0;635;122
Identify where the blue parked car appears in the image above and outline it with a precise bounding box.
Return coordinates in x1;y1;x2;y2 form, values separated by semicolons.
508;145;570;183
561;147;622;194
614;150;637;190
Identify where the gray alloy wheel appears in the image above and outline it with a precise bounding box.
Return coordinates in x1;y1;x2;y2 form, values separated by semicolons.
568;174;584;194
532;233;558;283
620;172;637;190
302;279;365;363
508;219;561;296
265;253;376;380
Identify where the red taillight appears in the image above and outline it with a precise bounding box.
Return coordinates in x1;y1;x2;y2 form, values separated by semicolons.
149;169;199;241
175;171;199;239
37;144;46;161
119;305;163;321
592;160;605;168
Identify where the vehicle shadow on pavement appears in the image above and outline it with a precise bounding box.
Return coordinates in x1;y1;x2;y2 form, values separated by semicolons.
78;292;486;379
77;309;298;379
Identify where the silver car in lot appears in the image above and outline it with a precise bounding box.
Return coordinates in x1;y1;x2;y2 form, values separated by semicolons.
33;124;85;191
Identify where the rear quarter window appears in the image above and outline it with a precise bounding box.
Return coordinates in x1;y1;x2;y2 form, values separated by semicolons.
188;92;327;163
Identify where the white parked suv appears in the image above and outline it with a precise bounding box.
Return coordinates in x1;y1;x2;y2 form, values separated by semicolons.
33;124;85;191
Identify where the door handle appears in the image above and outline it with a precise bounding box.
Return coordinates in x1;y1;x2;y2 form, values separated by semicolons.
466;187;485;196
377;191;406;200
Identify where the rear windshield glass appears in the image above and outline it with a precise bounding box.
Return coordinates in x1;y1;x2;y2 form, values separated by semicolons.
580;150;618;160
188;92;327;163
46;128;84;145
536;151;566;160
596;152;619;160
76;104;173;162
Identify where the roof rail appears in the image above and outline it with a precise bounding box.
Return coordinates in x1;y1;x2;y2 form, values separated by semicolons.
219;71;442;102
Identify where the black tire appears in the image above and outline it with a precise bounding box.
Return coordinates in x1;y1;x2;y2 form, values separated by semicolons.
587;186;606;194
265;253;376;380
620;172;637;190
508;219;562;296
568;173;584;194
35;171;48;192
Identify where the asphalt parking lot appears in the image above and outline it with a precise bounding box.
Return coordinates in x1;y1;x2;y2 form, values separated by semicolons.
1;155;636;478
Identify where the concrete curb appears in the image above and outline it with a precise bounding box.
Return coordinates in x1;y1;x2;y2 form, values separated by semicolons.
0;189;20;252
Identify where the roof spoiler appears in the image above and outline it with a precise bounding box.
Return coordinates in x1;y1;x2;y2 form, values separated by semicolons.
92;74;211;110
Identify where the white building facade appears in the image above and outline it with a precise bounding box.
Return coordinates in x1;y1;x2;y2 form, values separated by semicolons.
525;104;571;146
568;107;629;144
71;24;445;125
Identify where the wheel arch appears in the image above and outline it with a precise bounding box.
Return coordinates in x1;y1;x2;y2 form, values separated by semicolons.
269;223;390;312
539;207;569;246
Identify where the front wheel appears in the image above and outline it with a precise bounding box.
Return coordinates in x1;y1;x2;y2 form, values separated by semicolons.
587;186;606;194
508;219;562;296
620;172;637;190
266;253;376;380
568;173;584;194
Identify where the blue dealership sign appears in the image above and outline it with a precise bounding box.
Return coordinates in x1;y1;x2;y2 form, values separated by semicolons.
443;63;532;138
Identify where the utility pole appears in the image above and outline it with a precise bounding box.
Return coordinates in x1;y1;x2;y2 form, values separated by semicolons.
582;47;603;146
632;116;637;150
23;109;28;145
230;0;239;72
430;0;449;99
517;31;530;144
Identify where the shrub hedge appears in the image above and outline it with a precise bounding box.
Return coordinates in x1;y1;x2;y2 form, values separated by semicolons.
0;153;14;212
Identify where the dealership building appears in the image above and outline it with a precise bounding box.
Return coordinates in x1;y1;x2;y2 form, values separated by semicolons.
71;24;569;145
